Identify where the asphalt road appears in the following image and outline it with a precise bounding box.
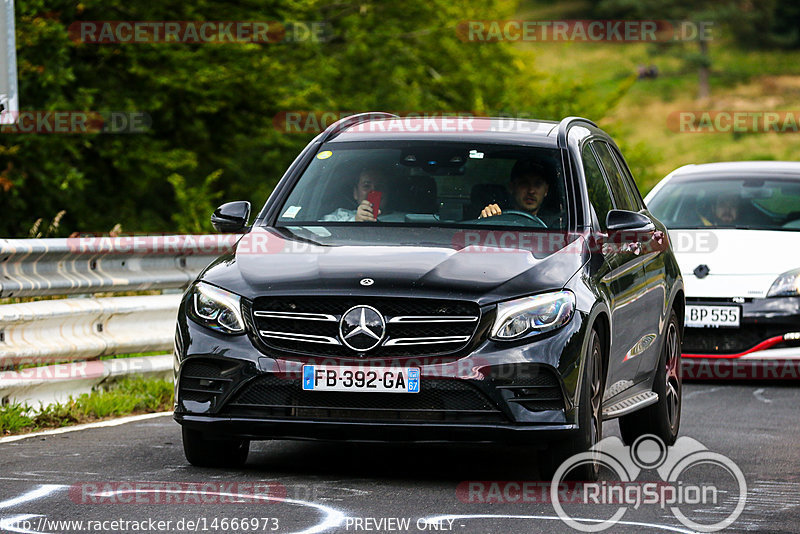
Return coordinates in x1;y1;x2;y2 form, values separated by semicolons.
1;382;799;534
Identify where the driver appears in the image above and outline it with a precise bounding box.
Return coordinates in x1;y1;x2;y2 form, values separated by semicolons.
700;193;739;226
322;166;385;222
479;159;551;220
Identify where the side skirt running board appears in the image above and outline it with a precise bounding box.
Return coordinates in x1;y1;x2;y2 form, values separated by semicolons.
602;391;659;420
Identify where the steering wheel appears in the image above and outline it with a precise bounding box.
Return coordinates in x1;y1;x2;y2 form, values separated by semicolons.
783;211;800;229
474;210;547;228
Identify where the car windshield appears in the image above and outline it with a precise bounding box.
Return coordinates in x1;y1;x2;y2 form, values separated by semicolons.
648;175;800;231
274;141;568;230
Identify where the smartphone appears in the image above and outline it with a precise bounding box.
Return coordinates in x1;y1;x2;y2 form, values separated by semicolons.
366;190;382;219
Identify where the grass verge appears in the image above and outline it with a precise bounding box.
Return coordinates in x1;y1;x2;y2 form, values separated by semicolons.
517;0;800;192
0;376;173;436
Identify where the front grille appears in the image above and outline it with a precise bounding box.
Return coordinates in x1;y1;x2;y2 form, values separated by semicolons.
250;297;480;358
221;375;505;423
683;325;790;355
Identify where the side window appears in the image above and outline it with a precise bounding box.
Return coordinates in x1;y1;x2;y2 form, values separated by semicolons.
581;144;614;230
609;146;645;210
592;142;637;212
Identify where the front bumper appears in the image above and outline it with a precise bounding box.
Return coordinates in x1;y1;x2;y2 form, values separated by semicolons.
682;296;800;361
172;308;590;443
174;413;577;445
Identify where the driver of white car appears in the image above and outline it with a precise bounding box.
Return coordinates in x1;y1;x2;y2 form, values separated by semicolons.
479;159;551;221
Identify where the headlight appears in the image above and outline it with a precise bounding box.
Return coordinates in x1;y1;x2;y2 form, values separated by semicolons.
491;290;576;340
767;268;800;297
188;282;246;334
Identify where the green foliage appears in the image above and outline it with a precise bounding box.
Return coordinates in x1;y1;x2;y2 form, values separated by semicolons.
33;401;80;427
0;376;174;435
0;0;539;237
0;402;34;432
168;169;223;234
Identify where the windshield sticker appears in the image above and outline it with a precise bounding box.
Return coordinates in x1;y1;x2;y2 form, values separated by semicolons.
305;226;332;237
282;206;302;219
469;149;485;159
316;150;333;160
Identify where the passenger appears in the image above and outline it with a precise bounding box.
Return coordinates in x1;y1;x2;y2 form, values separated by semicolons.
479;159;551;220
322;166;385;222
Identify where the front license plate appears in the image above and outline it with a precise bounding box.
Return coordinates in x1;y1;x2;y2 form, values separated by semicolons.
302;365;420;393
685;305;741;328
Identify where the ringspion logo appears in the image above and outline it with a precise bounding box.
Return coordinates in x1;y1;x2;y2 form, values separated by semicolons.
551;435;747;532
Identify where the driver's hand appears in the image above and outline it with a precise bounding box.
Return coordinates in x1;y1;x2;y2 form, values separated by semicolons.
355;200;380;222
479;204;502;219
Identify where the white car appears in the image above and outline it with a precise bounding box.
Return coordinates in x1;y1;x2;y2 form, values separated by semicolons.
646;162;800;378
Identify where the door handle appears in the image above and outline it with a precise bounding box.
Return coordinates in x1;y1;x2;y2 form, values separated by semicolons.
621;241;642;255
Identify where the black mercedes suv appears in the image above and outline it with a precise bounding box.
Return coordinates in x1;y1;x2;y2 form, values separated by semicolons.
173;113;685;477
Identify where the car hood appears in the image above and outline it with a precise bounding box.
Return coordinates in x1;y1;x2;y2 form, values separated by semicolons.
200;226;588;305
670;229;800;298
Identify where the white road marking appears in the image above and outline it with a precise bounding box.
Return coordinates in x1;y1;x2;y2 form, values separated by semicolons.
0;412;172;444
684;386;721;399
753;388;772;404
0;485;65;509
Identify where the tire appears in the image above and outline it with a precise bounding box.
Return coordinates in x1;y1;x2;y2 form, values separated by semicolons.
541;328;604;481
182;427;250;468
619;309;682;446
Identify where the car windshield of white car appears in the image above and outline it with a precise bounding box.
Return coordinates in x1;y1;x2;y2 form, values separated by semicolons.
648;176;800;231
273;142;568;231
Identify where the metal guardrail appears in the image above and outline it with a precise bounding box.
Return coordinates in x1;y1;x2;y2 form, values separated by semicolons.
0;235;234;298
0;355;173;408
0;294;181;366
0;235;231;407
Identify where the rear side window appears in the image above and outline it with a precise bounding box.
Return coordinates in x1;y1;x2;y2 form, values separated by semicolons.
592;142;637;212
609;146;645;210
582;145;614;229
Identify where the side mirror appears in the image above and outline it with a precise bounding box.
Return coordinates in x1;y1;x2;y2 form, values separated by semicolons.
606;210;654;232
211;201;251;233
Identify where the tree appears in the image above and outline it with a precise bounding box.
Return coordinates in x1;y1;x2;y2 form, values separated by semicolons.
591;0;732;99
1;0;622;236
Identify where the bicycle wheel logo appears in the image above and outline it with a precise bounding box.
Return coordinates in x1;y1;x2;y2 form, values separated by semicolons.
551;434;747;532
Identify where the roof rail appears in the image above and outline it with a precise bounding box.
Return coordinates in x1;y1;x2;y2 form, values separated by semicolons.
318;112;400;144
556;116;598;148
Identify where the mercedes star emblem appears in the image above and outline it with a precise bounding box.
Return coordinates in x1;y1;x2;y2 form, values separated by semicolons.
339;305;386;352
360;278;374;286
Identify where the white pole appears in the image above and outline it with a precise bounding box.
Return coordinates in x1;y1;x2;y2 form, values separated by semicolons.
0;0;18;124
